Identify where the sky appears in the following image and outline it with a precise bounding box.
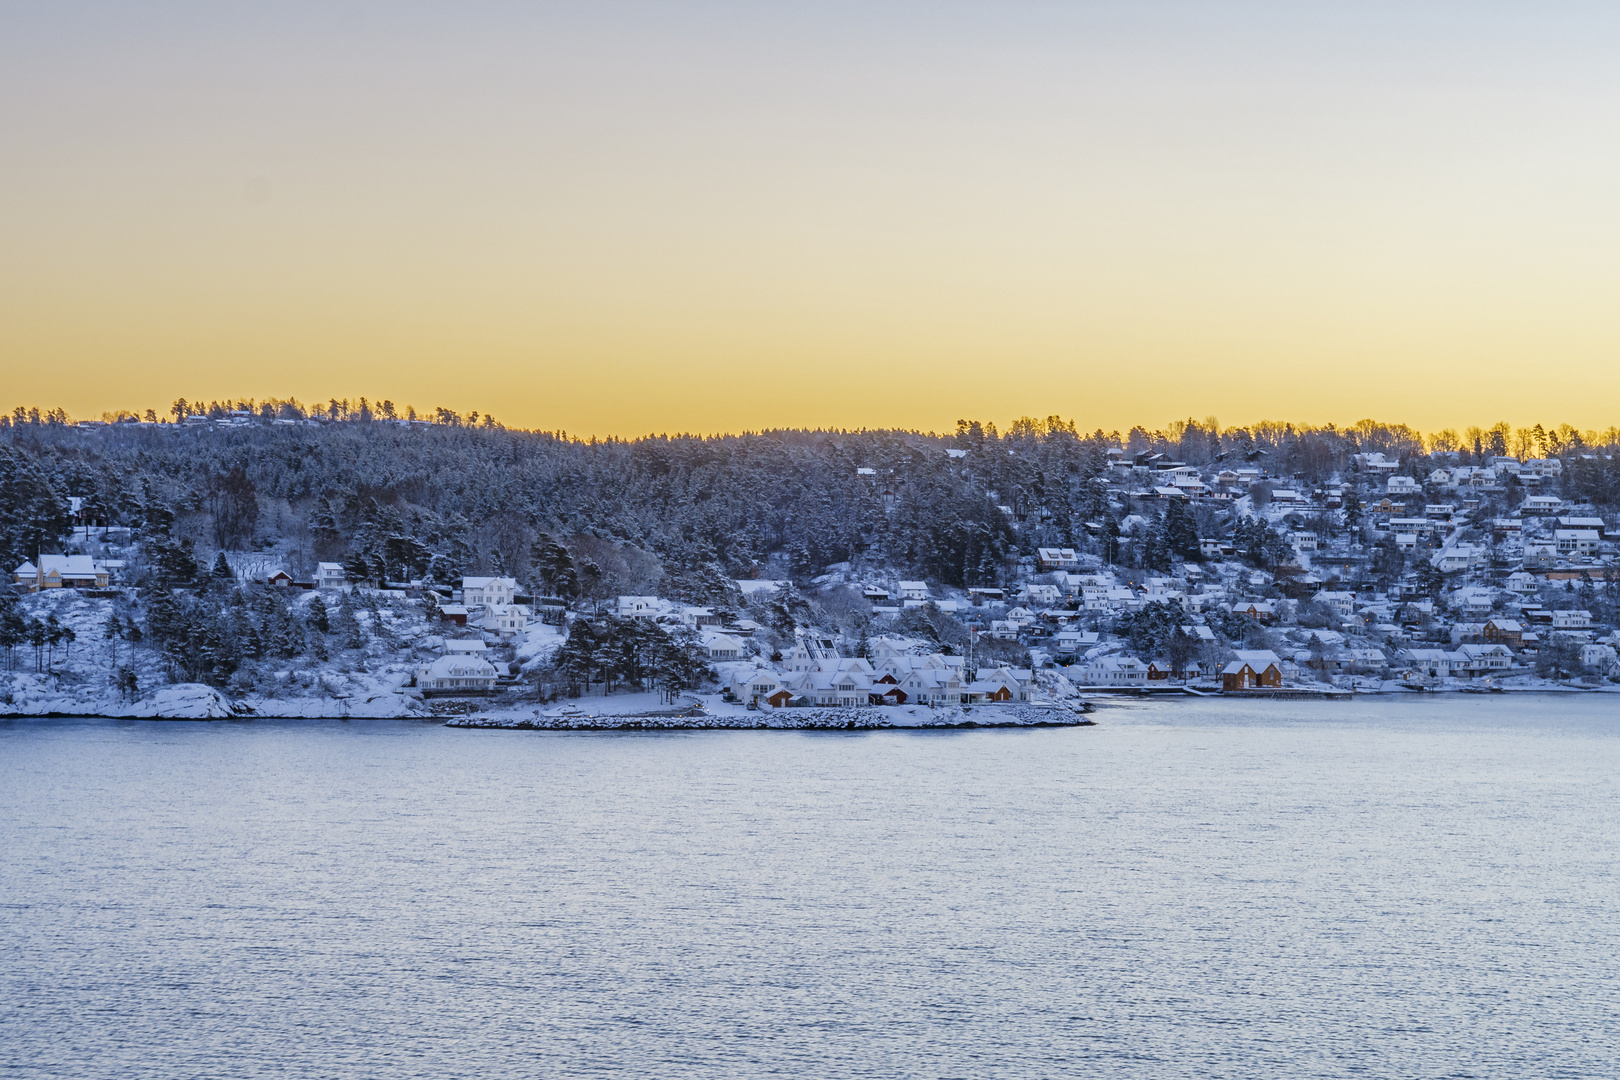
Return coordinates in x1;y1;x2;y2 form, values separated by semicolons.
3;1;1619;437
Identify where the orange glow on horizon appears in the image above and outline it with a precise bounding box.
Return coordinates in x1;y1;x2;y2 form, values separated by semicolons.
5;5;1620;439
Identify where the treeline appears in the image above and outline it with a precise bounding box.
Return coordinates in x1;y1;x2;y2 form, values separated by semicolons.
5;411;1620;602
8;397;501;428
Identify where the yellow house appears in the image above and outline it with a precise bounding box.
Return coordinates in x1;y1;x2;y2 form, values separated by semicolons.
12;555;110;592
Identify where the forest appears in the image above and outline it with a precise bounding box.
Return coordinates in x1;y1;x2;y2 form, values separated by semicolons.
6;406;1620;601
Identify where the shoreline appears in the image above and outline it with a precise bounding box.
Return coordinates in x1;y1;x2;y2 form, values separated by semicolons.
3;683;1616;723
6;683;1613;725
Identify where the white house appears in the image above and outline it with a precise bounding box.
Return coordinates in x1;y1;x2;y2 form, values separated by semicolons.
784;667;873;708
1019;584;1061;606
1451;588;1495;617
1552;609;1592;630
1506;572;1538;593
1313;591;1356;618
731;666;785;705
1081;655;1148;685
317;562;346;590
705;633;746;661
895;667;968;707
1054;630;1100;653
896;581;929;601
1357;452;1400;473
618;596;659;619
681;606;723;629
1404;648;1458;678
1342;647;1387;674
1455;644;1512;674
463;576;520;608
1036;547;1079;571
1388;476;1421;496
1581;643;1618;673
1554;530;1601;557
968;664;1035;702
1436;545;1484;573
416;654;498;691
1523;495;1563;514
482;603;531;637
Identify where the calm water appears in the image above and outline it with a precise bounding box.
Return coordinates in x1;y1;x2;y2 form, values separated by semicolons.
2;698;1617;1079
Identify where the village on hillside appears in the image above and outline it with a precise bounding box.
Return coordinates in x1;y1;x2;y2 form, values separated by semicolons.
6;421;1620;720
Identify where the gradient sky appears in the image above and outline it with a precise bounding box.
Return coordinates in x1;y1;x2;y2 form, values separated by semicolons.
4;1;1619;436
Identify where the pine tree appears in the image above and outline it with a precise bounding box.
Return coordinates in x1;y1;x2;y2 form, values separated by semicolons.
1101;516;1121;564
211;552;234;582
306;594;330;633
1163;499;1199;560
556;619;598;693
342;551;372;585
1142;516;1172;571
332;599;364;649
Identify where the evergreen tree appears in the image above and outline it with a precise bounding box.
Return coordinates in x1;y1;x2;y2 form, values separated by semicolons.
1414;560;1446;599
1101;515;1121;564
0;594;25;670
308;497;341;552
1162;499;1200;561
306;594;330;634
0;445;74;571
331;599;364;649
1141;515;1172;571
1342;486;1362;533
555;619;598;693
211;551;234;582
342;551;371;585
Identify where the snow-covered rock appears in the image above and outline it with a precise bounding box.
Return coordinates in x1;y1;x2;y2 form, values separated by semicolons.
118;684;249;720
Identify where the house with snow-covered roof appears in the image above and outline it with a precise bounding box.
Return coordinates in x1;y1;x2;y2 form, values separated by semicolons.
1403;648;1459;678
1036;547;1079;571
1552;609;1592;631
1221;650;1282;691
482;603;531;637
1555;530;1601;557
11;555;109;592
1455;644;1512;674
1080;655;1148;686
1482;619;1524;648
617;596;659;619
416;654;498;692
731;666;785;705
704;633;746;661
463;576;520;608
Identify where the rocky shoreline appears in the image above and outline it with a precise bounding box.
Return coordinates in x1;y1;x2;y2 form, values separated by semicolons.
444;702;1096;731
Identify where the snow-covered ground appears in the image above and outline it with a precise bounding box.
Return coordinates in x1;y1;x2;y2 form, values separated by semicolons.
0;589;437;719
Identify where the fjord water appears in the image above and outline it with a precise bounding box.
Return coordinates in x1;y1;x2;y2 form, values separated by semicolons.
2;699;1616;1079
